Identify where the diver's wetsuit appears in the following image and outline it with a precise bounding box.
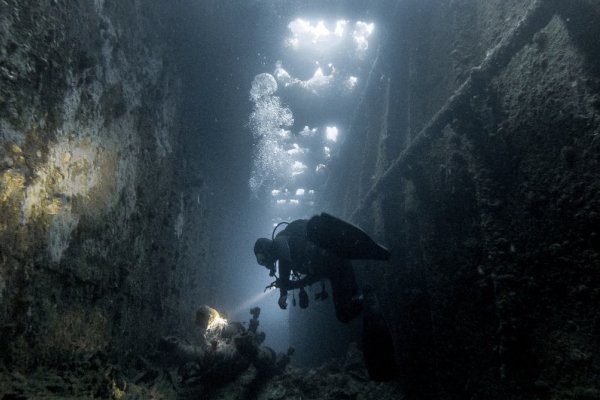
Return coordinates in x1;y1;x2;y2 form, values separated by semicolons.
274;219;361;323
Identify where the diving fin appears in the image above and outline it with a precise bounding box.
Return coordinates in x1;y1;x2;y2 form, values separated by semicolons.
362;285;397;381
307;213;390;260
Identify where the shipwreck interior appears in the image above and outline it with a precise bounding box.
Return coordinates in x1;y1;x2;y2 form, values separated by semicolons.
1;0;599;399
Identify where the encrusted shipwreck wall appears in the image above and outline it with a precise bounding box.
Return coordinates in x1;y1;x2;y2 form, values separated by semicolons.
0;0;211;378
322;0;600;399
2;0;600;399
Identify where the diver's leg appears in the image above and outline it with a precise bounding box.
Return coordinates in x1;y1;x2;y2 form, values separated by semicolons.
328;260;362;323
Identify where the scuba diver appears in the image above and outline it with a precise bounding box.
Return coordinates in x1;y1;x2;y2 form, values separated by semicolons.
253;213;390;323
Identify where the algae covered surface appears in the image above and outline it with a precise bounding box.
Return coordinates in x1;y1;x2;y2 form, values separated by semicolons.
1;0;211;380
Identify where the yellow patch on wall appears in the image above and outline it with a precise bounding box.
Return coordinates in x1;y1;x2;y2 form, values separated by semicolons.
45;198;63;215
0;170;25;202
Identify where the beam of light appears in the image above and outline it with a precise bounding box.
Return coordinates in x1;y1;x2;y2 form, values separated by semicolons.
275;64;298;89
353;21;375;59
299;126;317;137
291;160;307;176
356;21;375;35
345;76;358;90
274;61;335;94
285;18;375;60
287;18;330;45
326;126;338;142
228;289;277;318
286;19;349;48
312;21;330;42
301;66;334;92
286;143;305;155
334;20;348;37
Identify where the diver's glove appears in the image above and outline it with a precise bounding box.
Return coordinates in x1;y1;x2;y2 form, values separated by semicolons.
264;280;279;292
278;294;288;310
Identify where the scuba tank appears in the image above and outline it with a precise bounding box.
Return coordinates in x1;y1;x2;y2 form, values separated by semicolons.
307;213;391;260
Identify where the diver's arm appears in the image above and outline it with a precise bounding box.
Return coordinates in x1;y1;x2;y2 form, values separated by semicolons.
273;236;292;264
277;263;290;309
273;236;292;296
278;259;291;297
273;236;294;309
